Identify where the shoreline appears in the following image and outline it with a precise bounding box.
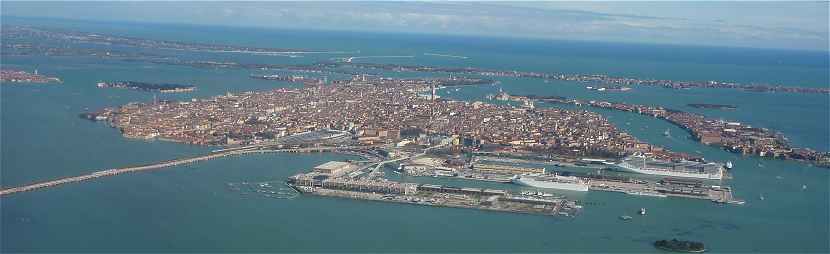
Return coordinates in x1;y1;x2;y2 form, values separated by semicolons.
292;186;576;218
511;95;830;167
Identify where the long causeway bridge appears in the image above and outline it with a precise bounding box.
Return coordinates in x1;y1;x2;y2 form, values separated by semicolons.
0;146;369;196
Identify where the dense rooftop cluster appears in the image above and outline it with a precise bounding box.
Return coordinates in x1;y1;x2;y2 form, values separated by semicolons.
96;82;666;158
582;100;830;165
0;69;61;83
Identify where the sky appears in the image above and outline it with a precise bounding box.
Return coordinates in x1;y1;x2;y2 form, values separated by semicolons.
1;1;828;51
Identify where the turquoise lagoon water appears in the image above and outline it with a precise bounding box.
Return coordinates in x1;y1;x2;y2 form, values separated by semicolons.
1;17;828;252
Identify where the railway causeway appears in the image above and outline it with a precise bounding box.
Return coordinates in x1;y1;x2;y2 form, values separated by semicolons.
0;146;367;196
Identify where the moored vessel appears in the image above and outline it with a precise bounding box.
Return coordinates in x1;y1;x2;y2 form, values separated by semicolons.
615;154;724;180
512;174;590;192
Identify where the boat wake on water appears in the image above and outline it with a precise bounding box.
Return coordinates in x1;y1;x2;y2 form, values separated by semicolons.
424;52;469;59
226;181;299;199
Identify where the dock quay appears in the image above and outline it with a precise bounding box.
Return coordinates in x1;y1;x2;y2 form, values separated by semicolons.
400;163;742;204
474;155;609;169
588;177;739;203
472;163;546;175
290;183;581;217
456;174;513;183
288;161;583;217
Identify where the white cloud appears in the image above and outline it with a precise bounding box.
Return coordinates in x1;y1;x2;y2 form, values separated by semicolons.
1;1;827;50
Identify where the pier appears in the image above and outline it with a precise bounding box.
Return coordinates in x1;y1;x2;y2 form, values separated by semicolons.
403;156;743;204
288;163;582;217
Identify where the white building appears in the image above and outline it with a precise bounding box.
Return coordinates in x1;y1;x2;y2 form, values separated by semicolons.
313;161;359;177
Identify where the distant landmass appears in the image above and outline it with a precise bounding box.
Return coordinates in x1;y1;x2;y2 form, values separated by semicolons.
687;103;737;110
654;239;706;253
96;81;195;93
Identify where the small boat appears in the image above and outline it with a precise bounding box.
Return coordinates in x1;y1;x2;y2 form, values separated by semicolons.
639;208;647;216
802;184;807;190
759;194;765;201
727;200;746;205
663;129;670;137
619;215;633;221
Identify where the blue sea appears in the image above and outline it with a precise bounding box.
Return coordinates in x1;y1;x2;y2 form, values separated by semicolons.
2;17;829;253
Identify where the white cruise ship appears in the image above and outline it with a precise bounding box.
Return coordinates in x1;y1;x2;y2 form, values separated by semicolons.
615;154;724;180
512;174;590;192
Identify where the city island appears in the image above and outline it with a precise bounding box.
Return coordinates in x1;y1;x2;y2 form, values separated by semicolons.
499;93;830;167
0;69;61;84
2;2;828;253
3;76;747;215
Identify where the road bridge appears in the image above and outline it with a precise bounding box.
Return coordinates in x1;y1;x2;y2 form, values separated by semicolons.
0;146;371;196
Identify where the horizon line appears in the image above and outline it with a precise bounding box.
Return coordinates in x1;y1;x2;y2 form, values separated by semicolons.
2;14;830;54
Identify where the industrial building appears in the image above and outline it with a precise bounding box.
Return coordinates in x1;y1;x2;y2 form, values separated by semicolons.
313;161;359;177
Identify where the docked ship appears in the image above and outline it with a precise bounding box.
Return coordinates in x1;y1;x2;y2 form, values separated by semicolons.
512;174;590;192
615;154;724;180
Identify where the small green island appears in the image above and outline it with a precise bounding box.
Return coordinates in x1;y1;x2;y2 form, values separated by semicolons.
654;239;706;253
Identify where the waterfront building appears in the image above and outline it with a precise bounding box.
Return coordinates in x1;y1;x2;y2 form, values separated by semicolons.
313;161;359;177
